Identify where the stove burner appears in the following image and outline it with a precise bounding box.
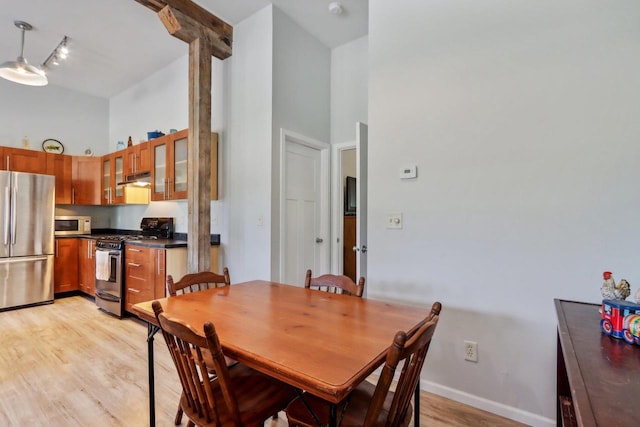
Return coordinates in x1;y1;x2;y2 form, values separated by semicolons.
98;235;139;241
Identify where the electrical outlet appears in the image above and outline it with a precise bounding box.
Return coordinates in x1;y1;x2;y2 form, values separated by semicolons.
464;340;478;362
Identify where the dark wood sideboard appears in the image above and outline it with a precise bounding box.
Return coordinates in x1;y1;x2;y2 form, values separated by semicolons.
555;299;640;426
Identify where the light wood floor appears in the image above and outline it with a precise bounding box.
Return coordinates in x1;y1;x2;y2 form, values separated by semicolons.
0;296;526;426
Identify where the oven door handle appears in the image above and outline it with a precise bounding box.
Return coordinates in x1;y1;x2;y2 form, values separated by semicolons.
96;248;121;257
95;289;120;302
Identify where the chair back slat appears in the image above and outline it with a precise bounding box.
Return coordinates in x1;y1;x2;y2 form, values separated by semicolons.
203;321;243;425
152;300;240;425
167;269;231;296
305;269;365;297
363;301;441;427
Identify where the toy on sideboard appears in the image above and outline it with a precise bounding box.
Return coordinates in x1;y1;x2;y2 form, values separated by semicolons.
600;271;631;301
601;299;640;345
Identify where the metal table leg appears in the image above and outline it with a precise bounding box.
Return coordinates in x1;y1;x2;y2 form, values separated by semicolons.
414;383;420;427
147;323;160;427
329;403;337;427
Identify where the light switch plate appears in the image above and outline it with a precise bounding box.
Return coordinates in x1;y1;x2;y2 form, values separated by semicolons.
387;213;403;229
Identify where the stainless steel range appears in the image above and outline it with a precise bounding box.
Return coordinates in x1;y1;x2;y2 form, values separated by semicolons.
95;217;174;317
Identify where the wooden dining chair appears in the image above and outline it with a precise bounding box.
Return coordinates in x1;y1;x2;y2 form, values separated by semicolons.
286;301;442;427
305;269;365;297
152;300;297;427
167;268;231;296
166;269;233;425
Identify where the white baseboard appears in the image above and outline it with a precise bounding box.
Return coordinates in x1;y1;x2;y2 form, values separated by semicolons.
421;380;555;427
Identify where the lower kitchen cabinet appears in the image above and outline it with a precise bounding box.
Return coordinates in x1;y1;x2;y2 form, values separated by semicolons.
125;245;219;314
54;238;79;293
78;238;96;296
124;245;155;313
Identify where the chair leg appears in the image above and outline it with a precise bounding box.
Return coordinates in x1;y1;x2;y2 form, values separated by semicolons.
187;421;195;427
174;404;183;425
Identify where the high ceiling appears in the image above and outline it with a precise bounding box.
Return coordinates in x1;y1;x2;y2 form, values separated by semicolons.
0;0;367;98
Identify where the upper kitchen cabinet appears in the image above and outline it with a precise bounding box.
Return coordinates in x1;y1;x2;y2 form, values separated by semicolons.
71;156;101;205
102;150;125;205
125;141;150;176
0;147;47;174
46;153;72;204
150;129;218;201
102;149;149;205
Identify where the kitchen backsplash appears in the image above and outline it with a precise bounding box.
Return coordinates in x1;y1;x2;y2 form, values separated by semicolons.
57;200;222;233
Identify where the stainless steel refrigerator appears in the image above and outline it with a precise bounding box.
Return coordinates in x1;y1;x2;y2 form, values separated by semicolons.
0;171;55;310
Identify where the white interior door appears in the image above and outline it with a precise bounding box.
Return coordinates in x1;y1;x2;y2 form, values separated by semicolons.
355;122;368;284
281;130;330;285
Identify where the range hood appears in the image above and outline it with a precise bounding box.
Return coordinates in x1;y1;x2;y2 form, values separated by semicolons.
117;171;151;186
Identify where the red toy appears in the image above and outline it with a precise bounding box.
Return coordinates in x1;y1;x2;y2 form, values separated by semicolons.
601;299;640;345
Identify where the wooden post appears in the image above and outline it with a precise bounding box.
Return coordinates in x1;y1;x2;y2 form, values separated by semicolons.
143;3;232;273
187;35;212;272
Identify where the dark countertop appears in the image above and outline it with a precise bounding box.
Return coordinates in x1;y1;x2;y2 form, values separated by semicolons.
124;239;190;249
55;232;220;248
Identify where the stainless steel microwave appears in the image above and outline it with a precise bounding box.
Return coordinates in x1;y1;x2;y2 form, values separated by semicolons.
54;216;92;235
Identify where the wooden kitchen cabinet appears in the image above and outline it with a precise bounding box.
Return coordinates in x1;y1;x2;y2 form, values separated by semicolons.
54;238;79;294
125;141;150;176
125;244;220;314
78;238;96;296
71;156;101;205
150;130;218;201
0;147;47;174
102;151;125;205
46;153;72;204
124;245;155;312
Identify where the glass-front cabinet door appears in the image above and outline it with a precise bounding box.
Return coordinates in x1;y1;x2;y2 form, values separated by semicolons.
151;129;189;201
170;133;188;200
114;153;124;203
102;157;111;205
151;136;168;201
102;152;125;204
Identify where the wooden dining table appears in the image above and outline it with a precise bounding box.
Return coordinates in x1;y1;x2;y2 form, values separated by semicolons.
132;280;429;427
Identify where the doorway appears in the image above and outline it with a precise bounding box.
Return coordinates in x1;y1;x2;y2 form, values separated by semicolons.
279;129;330;285
331;143;356;279
331;123;368;284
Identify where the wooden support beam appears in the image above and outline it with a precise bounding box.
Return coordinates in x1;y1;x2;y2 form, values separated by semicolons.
157;6;214;273
158;6;230;59
186;36;212;273
139;1;232;273
135;0;232;59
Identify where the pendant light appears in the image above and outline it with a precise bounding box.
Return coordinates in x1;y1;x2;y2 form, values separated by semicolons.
0;21;48;86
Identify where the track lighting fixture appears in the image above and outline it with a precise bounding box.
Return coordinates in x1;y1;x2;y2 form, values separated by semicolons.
0;20;69;87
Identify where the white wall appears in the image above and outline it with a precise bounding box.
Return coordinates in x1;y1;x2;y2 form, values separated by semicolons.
0;80;108;155
368;1;640;425
109;56;188;150
271;7;331;280
108;51;226;237
272;8;331;144
331;35;368;144
225;5;274;282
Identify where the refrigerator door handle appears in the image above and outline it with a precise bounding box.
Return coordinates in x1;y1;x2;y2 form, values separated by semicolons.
3;186;9;246
11;186;17;245
0;255;49;264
